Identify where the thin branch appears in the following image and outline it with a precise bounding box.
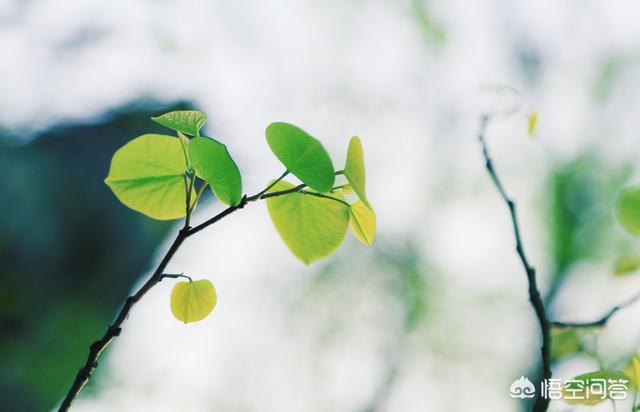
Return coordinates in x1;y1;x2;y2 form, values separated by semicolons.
478;114;551;412
57;228;190;411
247;170;289;200
160;273;192;282
551;291;640;328
59;174;326;411
185;196;249;237
257;183;306;200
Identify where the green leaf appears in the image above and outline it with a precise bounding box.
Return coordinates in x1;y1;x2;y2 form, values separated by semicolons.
265;122;335;192
616;185;640;235
613;254;640;275
562;370;630;405
624;355;640;390
550;327;582;361
266;180;349;264
188;136;243;206
344;136;370;208
104;134;190;220
170;279;217;324
152;110;206;136
350;200;376;245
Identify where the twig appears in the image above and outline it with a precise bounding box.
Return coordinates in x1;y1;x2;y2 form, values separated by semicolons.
551;291;640;328
160;273;192;282
58;170;332;411
478;114;551;412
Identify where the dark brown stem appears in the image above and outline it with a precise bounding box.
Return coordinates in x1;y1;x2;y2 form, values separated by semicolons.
478;114;551;412
57;228;189;411
58;174;314;411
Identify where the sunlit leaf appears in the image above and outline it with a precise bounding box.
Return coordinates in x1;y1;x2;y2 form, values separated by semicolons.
188;136;243;206
170;279;217;324
265;122;335;192
266;180;349;264
350;200;376;246
152;110;206;136
528;112;538;137
616;185;640;235
344;136;370;208
562;370;629;405
624;355;640;390
613;254;640;275
104;134;190;220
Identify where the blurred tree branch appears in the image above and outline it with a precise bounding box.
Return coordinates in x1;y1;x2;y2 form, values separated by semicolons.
478;114;551;412
551;290;640;328
478;114;640;411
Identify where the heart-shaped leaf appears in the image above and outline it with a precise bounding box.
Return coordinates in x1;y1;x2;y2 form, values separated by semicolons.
344;136;370;208
350;200;376;245
104;134;190;220
170;279;217;324
152;110;206;136
188;136;243;206
616;185;640;235
266;180;349;264
265;122;335;192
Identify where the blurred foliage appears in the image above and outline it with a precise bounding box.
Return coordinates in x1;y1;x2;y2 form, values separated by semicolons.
410;0;446;47
592;55;630;102
550;327;584;362
0;102;190;411
374;239;430;332
544;153;631;291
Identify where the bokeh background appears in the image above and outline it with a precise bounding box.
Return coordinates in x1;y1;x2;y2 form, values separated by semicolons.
2;0;640;411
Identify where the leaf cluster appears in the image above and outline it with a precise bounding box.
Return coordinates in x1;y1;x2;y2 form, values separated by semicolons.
104;110;376;323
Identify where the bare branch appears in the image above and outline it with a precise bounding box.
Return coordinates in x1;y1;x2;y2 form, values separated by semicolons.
478;114;551;412
552;291;640;328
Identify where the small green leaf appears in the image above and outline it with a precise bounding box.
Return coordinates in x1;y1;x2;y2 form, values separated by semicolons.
170;279;217;324
265;122;335;192
266;180;349;264
616;185;640;235
613;254;640;275
624;355;640;390
344;136;370;208
562;370;630;405
152;110;206;136
528;112;538;137
550;327;582;361
105;134;190;220
188;136;243;206
350;200;376;246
